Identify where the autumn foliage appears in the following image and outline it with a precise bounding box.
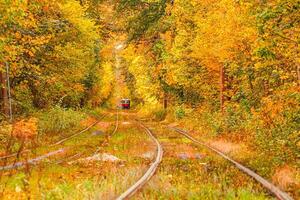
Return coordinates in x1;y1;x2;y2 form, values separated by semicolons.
0;0;115;111
12;118;38;140
0;0;299;196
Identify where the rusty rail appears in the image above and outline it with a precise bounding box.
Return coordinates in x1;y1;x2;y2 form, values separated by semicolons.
0;149;66;171
51;113;107;146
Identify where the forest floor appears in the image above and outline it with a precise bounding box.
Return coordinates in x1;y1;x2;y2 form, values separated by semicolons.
0;111;297;199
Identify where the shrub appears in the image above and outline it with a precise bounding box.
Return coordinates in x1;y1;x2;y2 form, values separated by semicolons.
251;86;300;165
175;106;186;119
153;109;167;121
201;110;223;135
13;84;35;114
12;118;38;140
83;107;104;118
223;103;252;133
38;106;85;134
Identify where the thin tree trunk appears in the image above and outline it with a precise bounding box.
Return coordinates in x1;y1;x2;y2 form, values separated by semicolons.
220;65;225;113
0;71;9;116
297;63;300;86
297;43;300;86
163;93;168;109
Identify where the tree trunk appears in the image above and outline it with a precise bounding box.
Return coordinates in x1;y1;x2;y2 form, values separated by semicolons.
163;93;168;109
0;71;9;116
220;65;225;113
297;63;300;86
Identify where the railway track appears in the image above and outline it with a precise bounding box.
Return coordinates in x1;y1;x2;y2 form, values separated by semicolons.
52;110;119;165
0;149;66;171
0;112;113;171
116;121;163;200
3;112;288;199
112;110;119;135
168;126;293;200
51;113;108;146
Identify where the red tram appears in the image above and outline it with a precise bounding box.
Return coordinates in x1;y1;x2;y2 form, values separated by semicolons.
120;98;130;109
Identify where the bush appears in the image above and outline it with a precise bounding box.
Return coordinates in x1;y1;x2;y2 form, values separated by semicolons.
12;118;38;140
201;110;223;135
13;84;35;114
153;109;167;121
253;86;299;164
38;106;85;134
175;106;186;119
83;107;104;118
223;103;252;133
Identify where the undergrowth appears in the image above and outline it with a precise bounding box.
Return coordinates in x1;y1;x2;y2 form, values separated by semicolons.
37;106;86;134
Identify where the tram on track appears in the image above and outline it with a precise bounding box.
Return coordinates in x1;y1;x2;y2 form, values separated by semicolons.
120;98;130;109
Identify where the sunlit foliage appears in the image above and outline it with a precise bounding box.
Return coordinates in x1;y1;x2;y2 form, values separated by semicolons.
0;0;299;190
